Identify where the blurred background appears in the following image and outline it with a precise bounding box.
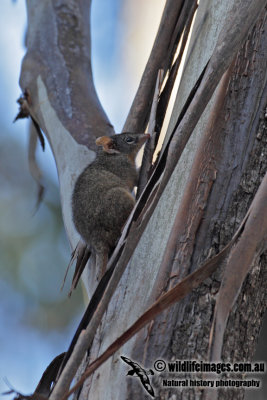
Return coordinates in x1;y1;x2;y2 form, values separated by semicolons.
0;1;265;399
0;0;164;396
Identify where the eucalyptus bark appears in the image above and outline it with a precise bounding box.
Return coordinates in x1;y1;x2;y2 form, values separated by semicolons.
18;1;267;400
78;2;266;400
127;5;267;400
20;0;114;265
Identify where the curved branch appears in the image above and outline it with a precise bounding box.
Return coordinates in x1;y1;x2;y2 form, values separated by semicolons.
21;0;113;147
20;0;115;252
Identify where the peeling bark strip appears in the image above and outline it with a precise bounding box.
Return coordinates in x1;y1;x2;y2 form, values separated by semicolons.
123;0;198;133
208;175;267;360
47;2;266;399
155;0;198;138
137;69;163;198
14;90;45;151
28;122;45;212
50;62;208;400
16;0;267;399
204;174;267;400
150;62;235;299
3;353;65;400
136;0;198;198
62;202;253;400
134;8;267;399
160;0;267;190
58;259;117;378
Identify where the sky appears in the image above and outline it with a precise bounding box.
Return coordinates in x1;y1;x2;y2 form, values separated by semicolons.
0;0;164;397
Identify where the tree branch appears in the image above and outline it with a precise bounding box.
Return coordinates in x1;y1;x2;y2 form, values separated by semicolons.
49;2;266;397
123;0;197;132
20;0;115;256
63;204;251;400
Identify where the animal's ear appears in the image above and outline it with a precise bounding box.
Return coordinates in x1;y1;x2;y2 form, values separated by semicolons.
95;136;119;154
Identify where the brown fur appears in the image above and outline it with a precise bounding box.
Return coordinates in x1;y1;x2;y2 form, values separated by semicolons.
72;132;148;279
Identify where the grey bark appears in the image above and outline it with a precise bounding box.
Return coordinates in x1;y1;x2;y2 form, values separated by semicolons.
18;0;267;400
21;0;114;264
80;2;267;400
128;4;267;400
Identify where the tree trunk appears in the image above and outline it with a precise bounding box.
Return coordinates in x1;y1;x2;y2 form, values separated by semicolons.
19;0;266;399
20;0;115;294
21;0;114;241
78;2;267;400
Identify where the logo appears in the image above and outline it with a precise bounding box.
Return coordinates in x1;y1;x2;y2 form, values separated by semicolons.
120;356;155;397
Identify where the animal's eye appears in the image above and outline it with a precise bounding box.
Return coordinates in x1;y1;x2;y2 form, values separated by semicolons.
125;137;135;144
